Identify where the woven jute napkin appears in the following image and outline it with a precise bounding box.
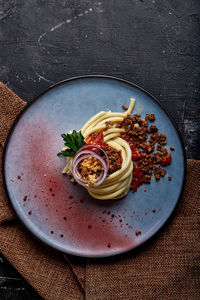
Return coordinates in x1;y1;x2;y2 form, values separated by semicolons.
0;82;199;300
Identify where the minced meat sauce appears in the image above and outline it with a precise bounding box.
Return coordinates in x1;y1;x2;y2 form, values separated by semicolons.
120;110;173;191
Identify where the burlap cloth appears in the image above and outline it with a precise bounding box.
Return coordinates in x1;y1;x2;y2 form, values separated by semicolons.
0;82;199;300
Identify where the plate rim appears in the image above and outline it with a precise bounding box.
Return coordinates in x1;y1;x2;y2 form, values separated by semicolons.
2;75;187;258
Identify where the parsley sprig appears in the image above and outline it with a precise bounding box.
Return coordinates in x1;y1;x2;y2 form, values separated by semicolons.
57;130;86;157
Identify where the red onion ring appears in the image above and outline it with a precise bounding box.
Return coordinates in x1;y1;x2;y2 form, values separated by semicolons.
73;157;105;187
73;154;93;185
76;144;109;167
73;152;105;184
72;150;101;180
72;153;107;187
72;156;106;187
72;147;109;187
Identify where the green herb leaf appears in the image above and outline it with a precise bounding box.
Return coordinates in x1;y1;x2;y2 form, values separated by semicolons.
57;130;86;157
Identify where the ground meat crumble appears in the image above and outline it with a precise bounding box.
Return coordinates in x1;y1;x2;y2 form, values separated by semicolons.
120;108;173;191
101;145;122;174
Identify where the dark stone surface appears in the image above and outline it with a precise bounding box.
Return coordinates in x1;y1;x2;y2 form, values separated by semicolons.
0;0;199;299
0;254;42;299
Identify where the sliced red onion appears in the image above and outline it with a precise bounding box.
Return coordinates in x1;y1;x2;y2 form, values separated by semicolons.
76;144;109;167
72;148;109;187
73;154;92;185
72;153;107;187
72;150;101;179
73;152;105;184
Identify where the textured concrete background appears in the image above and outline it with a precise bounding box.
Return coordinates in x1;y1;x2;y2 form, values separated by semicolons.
0;0;199;299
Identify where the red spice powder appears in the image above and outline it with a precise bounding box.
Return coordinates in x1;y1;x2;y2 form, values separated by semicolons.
11;120;136;252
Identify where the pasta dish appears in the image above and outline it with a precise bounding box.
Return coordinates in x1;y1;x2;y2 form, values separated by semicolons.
57;98;173;200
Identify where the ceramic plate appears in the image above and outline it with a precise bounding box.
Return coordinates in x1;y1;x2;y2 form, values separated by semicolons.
3;76;186;257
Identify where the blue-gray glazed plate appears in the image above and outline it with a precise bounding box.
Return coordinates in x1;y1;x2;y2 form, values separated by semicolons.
3;76;186;258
